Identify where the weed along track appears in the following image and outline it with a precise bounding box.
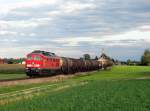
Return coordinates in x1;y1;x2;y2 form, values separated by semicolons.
0;81;88;105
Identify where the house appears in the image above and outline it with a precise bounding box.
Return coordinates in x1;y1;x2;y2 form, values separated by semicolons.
98;53;113;69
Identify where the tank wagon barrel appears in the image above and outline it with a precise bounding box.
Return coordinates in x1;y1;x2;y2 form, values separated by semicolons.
60;58;99;74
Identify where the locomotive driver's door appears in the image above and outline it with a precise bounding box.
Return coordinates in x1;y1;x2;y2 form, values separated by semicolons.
43;59;46;67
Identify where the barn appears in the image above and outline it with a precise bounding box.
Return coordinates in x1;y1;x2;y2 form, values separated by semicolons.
0;59;4;64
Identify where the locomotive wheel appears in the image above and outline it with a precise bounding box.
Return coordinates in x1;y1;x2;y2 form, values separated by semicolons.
26;73;33;77
61;67;68;74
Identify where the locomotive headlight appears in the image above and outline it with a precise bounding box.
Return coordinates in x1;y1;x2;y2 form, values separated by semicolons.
35;64;40;67
27;64;32;67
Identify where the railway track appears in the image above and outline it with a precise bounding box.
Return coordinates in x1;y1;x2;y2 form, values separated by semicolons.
0;75;56;82
0;71;97;86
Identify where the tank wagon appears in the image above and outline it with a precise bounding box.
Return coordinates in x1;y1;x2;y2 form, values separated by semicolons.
25;50;100;77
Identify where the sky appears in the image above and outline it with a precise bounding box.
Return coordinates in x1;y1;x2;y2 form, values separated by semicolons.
0;0;150;61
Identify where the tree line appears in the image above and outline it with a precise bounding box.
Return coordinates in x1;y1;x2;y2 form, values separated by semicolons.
1;49;149;65
80;54;99;60
141;49;150;66
126;49;150;66
2;58;25;64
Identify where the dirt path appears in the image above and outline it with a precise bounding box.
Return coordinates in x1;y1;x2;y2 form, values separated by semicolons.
0;74;74;87
0;71;97;87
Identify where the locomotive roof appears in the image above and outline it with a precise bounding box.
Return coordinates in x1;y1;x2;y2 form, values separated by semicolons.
31;50;56;57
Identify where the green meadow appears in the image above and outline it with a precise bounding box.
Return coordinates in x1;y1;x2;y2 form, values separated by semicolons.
0;66;150;111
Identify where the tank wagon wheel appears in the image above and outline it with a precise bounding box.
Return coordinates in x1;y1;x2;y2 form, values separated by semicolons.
61;67;68;74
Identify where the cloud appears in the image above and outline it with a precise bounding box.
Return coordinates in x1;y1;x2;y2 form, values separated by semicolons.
51;27;150;46
47;1;96;18
0;30;17;36
0;0;58;15
0;0;149;60
60;1;96;13
0;18;52;30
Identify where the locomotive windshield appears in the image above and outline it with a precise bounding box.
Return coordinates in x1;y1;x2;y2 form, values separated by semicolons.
27;55;32;60
27;55;41;61
34;56;41;60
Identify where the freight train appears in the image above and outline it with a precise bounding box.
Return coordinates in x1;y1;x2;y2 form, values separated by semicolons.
25;50;111;77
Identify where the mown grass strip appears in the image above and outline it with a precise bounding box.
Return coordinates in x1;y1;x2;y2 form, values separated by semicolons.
0;81;88;105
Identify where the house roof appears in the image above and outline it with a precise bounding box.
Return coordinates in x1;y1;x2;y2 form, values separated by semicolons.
99;53;110;59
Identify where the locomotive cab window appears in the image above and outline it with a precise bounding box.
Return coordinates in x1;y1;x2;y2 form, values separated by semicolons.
27;56;32;60
34;56;41;61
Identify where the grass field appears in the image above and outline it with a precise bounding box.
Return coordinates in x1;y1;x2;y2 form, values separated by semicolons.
0;64;24;70
0;66;150;111
0;64;25;80
74;65;150;81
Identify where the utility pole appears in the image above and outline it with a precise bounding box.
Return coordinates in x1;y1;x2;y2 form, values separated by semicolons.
101;48;105;69
101;48;105;54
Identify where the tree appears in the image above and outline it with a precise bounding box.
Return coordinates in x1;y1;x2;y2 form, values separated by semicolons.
127;59;132;65
111;58;115;63
95;56;98;60
141;49;150;65
80;57;84;60
141;55;145;65
83;54;91;60
7;58;14;64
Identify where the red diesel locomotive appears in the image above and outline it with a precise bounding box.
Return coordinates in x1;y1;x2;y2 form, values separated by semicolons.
25;50;100;77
